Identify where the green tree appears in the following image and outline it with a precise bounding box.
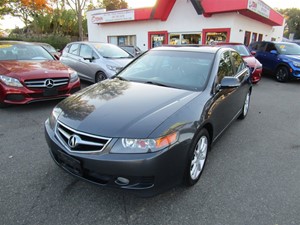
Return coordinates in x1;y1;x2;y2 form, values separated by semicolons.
279;8;300;39
0;0;13;19
102;0;127;11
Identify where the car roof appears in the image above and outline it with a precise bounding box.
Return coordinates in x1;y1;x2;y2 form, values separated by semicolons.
151;45;224;54
216;42;244;45
0;40;36;45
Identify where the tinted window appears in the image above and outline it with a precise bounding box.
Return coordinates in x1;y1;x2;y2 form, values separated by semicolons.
119;50;214;91
231;51;245;73
265;43;276;52
217;51;234;80
79;44;93;58
69;44;79;55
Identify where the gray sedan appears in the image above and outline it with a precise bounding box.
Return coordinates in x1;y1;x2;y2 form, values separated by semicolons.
60;42;134;83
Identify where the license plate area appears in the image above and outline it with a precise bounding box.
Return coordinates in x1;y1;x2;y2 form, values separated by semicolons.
44;88;58;96
56;150;82;176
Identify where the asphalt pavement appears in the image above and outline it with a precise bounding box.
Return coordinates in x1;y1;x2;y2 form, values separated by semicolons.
0;77;299;225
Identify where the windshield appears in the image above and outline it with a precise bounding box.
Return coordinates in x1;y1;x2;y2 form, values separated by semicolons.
118;50;213;91
0;43;54;61
224;45;250;56
275;43;300;55
91;43;133;59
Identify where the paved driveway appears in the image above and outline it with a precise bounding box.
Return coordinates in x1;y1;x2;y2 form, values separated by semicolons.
1;78;299;225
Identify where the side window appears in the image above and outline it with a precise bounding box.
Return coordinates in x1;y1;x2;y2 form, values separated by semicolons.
265;43;276;52
79;44;93;58
231;51;245;74
258;42;267;51
217;51;234;83
69;44;79;55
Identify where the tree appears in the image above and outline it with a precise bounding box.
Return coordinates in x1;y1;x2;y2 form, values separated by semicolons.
278;8;300;39
102;0;127;11
0;0;13;19
9;0;51;31
65;0;90;41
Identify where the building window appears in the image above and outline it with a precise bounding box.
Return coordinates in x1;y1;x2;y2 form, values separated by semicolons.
244;31;251;46
169;33;201;45
252;33;257;42
202;28;231;45
108;35;137;46
148;31;168;49
258;34;263;41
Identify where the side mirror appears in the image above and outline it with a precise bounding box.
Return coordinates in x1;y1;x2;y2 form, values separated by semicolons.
250;50;256;56
270;50;278;55
219;76;240;90
84;56;94;62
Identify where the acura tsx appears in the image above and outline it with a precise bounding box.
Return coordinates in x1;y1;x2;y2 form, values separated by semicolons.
45;46;252;196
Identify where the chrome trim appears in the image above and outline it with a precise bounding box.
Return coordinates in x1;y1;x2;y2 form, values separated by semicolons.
55;121;111;153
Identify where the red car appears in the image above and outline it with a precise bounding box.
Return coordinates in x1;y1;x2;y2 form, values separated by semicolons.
0;41;81;107
216;42;262;84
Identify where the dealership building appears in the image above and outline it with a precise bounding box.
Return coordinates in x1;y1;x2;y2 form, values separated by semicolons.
86;0;284;51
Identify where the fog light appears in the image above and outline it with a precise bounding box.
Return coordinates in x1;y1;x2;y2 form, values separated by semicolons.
115;177;130;186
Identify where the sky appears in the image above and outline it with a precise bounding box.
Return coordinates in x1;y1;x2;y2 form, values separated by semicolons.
1;0;300;30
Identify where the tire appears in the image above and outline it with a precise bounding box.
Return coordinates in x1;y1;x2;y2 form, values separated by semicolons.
0;101;9;108
275;66;289;82
184;128;210;186
95;72;107;83
238;91;250;120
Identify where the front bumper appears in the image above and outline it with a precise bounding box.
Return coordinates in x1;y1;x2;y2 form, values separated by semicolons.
45;119;190;197
0;80;81;105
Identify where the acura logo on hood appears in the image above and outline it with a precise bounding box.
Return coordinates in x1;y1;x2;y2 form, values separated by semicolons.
45;79;54;88
68;135;80;148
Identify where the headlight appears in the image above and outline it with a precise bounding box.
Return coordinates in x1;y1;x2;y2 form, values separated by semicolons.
111;132;178;153
292;61;300;67
0;75;23;87
69;69;79;83
106;65;122;73
49;107;62;129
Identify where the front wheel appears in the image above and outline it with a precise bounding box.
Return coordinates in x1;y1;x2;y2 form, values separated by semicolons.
184;128;210;186
95;72;107;83
275;66;289;82
238;91;251;120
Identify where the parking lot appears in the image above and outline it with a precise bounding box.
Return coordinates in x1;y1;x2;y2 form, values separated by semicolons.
1;76;300;225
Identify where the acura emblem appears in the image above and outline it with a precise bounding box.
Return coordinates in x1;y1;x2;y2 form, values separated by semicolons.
45;79;54;88
68;135;80;148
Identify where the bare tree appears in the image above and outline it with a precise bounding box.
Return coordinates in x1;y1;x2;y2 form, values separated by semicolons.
65;0;89;40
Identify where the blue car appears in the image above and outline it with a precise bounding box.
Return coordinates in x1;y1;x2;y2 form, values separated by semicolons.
249;41;300;82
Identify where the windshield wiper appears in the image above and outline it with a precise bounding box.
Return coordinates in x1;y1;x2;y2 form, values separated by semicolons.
145;81;174;88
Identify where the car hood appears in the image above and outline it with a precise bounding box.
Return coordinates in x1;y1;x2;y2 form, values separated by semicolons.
57;78;199;138
0;60;71;79
102;57;133;67
283;55;300;61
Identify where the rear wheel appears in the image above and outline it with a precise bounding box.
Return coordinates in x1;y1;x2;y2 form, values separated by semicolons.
95;72;107;83
184;128;210;186
275;66;289;82
238;91;250;120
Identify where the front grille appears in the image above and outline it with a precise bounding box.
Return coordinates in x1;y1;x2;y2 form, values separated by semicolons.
24;78;69;88
55;121;111;153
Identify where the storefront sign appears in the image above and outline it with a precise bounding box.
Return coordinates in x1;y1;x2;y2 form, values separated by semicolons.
248;0;270;18
92;10;135;24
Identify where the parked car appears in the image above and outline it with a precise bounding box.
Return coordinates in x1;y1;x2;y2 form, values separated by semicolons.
249;41;300;82
0;41;81;108
119;45;142;57
216;42;262;84
60;42;134;83
45;46;252;197
33;42;61;59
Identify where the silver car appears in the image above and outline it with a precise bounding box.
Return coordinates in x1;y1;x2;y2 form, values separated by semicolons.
60;42;134;83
